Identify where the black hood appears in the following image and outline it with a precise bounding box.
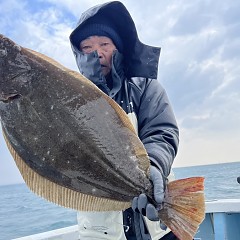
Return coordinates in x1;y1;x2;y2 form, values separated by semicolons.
69;1;161;79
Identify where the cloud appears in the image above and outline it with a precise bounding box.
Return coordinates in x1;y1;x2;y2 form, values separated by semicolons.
154;0;240;130
38;0;109;19
170;2;213;36
173;127;240;167
0;0;78;70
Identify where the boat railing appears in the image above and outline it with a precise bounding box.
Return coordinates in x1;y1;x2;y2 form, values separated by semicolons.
13;199;240;240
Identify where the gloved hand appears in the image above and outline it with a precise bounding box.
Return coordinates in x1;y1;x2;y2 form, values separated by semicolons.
132;165;165;221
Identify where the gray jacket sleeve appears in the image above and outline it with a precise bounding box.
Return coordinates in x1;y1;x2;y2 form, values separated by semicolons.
137;79;179;178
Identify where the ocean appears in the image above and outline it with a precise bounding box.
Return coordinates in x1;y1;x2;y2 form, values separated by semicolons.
0;162;240;240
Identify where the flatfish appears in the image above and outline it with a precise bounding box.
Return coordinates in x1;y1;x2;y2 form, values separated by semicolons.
0;35;205;240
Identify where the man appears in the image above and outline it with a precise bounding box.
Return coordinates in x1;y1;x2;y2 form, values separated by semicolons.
69;1;179;240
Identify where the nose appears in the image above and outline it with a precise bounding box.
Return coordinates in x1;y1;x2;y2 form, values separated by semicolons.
93;45;104;58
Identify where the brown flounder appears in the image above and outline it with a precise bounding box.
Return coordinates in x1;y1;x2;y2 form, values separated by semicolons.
0;35;205;240
0;34;151;210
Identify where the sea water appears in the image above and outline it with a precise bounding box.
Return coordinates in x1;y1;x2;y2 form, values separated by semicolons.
0;162;240;240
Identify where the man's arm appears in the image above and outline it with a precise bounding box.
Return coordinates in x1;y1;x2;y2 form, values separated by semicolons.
132;79;179;221
138;79;179;178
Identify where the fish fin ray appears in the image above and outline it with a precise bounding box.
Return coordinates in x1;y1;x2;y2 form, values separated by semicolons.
159;177;205;240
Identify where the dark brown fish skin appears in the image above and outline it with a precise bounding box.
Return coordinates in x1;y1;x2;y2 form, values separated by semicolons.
0;34;152;201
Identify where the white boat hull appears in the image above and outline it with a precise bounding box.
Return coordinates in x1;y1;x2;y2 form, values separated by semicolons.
13;199;240;240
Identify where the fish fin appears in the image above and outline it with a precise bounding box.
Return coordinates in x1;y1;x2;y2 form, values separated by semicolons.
159;177;205;240
2;128;131;211
26;49;69;71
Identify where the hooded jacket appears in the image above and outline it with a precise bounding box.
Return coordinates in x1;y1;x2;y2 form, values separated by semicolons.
70;1;179;179
70;2;179;239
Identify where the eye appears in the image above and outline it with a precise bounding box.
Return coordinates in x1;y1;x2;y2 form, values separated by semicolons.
101;42;110;47
80;42;93;53
81;45;92;51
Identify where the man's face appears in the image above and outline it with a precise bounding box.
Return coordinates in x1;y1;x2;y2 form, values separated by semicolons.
80;36;117;76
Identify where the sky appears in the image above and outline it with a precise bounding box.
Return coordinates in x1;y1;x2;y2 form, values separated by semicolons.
0;0;240;186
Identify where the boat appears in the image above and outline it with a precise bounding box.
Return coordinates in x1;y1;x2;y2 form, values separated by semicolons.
195;199;240;240
13;198;240;240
